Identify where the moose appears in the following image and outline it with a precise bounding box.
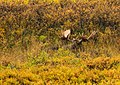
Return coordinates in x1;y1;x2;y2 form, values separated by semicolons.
61;29;97;49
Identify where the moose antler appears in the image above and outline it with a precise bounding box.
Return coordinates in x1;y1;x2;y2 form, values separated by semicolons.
87;31;97;40
61;29;71;40
77;31;97;44
71;31;97;49
61;30;97;49
62;29;97;49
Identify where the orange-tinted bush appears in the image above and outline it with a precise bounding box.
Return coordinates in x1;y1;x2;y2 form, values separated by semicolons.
0;0;119;49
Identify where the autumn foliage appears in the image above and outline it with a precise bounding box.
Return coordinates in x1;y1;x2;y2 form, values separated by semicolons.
0;0;120;84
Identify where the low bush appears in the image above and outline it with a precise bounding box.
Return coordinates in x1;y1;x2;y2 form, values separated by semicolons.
0;0;119;49
0;56;120;84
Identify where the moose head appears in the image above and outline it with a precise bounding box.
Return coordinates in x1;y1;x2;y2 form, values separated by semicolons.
61;29;97;49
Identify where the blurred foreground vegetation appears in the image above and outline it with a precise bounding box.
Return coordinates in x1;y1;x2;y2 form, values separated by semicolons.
0;0;120;84
1;55;120;84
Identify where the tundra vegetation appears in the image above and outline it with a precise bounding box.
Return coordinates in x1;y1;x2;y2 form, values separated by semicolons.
0;0;120;84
